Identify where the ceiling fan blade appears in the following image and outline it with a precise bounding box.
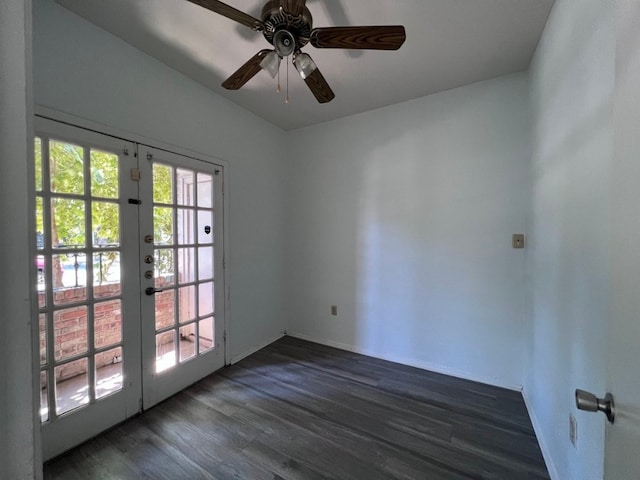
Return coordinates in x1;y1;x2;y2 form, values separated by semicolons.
281;0;307;16
185;0;263;30
222;50;272;90
302;68;335;104
310;26;406;50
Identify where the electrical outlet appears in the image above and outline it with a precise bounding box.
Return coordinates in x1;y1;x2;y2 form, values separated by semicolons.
569;414;578;447
512;234;525;249
331;305;337;316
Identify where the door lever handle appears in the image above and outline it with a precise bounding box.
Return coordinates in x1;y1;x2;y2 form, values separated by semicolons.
145;287;164;296
575;389;615;423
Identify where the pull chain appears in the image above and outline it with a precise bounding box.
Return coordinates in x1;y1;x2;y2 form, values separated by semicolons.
276;59;281;93
285;56;290;104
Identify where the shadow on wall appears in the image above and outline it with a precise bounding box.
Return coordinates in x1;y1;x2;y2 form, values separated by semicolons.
349;98;528;381
354;134;485;368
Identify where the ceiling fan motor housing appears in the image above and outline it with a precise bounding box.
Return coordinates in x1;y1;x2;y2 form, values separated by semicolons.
261;0;313;51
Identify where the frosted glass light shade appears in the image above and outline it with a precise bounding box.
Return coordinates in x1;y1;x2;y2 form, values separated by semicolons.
260;51;281;78
293;53;317;80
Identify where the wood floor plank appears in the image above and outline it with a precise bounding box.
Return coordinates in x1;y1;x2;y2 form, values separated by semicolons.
268;339;535;433
222;363;538;479
240;440;333;480
243;348;547;474
189;375;414;480
45;336;550;479
141;396;278;480
214;374;464;480
106;421;217;480
44;435;138;480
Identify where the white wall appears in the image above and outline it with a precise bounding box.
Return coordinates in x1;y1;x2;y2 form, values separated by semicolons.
527;0;615;479
286;73;532;389
0;1;40;479
33;0;289;361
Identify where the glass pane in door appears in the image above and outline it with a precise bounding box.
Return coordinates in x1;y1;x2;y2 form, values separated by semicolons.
36;138;126;423
152;162;218;373
95;347;123;400
35;120;142;462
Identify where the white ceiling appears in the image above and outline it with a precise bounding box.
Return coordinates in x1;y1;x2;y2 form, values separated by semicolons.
55;0;553;131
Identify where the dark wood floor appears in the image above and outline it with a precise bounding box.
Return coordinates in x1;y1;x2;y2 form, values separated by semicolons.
45;336;550;479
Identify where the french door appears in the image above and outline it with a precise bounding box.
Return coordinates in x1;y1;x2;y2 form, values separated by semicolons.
34;118;225;460
138;145;225;409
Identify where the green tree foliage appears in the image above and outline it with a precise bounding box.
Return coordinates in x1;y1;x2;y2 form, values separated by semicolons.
35;139;174;287
49;140;85;253
153;164;174;276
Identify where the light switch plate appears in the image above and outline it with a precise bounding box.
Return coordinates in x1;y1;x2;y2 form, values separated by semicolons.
512;234;525;249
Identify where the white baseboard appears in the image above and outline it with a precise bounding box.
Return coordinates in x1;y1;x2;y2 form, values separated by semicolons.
230;332;285;365
286;331;523;392
522;389;560;480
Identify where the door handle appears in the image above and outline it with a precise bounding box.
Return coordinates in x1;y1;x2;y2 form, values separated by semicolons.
575;389;615;423
145;287;164;296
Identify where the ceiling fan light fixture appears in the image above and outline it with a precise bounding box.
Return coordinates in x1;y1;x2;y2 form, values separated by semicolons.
293;52;317;79
198;0;406;104
259;51;281;78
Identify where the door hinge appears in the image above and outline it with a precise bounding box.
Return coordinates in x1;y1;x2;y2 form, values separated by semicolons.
223;331;227;342
130;168;141;181
138;397;143;413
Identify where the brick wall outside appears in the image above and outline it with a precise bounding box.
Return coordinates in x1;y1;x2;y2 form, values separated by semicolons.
154;285;174;330
40;279;176;383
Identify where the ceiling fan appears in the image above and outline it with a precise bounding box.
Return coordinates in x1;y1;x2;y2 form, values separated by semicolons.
186;0;406;103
